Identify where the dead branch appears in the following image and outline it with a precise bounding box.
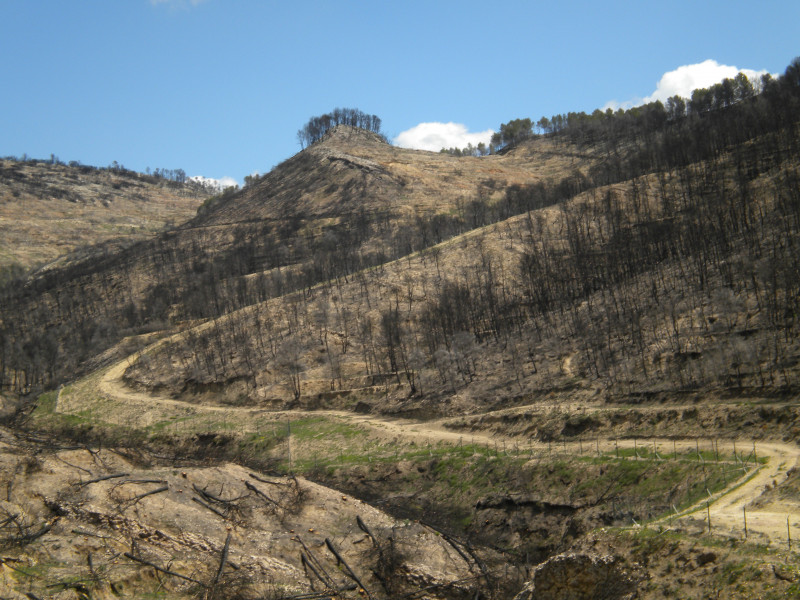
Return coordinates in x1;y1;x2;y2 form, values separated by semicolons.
193;483;248;504
131;485;169;504
293;536;338;591
123;551;205;586
46;580;91;595
210;531;232;590
192;496;228;520
0;513;18;529
324;537;374;600
12;431;82;451
17;522;53;544
249;472;290;487
393;572;486;600
0;556;33;576
87;551;97;581
464;540;493;591
71;528;111;540
419;520;473;570
356;515;379;549
119;478;168;485
300;552;328;591
74;472;129;487
244;481;281;509
109;447;152;467
55;454;92;474
277;587;357;600
0;508;25;538
283;475;305;515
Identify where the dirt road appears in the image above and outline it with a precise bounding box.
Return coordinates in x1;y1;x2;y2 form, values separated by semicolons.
666;439;799;543
57;353;800;546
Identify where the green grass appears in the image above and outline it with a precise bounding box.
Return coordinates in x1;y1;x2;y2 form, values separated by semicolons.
148;415;194;432
718;560;765;586
31;389;148;448
33;390;57;413
285;417;363;440
32;384;750;537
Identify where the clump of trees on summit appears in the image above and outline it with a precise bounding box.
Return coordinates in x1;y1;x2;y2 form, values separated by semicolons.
462;65;795;157
490;118;534;151
297;107;383;149
494;65;795;149
439;142;489;157
441;118;534;156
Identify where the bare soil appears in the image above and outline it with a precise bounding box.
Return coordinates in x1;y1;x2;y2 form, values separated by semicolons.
0;426;482;600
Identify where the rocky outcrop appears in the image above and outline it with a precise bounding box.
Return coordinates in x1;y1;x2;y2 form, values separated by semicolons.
513;552;640;600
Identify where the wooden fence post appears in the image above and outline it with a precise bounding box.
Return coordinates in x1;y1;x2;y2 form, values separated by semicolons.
743;506;747;539
287;419;292;473
788;516;792;550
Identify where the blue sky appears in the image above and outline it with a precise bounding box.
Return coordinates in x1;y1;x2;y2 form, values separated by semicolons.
2;1;797;186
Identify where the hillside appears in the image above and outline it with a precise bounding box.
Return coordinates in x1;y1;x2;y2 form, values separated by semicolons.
1;60;800;598
193;125;589;226
0;128;595;393
0;159;211;277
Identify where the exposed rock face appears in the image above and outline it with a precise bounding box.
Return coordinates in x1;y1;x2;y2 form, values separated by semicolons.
513;552;640;600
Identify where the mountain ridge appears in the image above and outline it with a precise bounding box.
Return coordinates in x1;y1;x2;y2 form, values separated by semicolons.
0;157;212;276
188;124;587;229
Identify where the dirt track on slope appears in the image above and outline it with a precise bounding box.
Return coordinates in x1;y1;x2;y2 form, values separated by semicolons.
57;354;800;546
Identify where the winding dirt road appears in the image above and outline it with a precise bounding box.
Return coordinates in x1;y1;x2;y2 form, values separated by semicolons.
666;439;800;543
57;354;800;546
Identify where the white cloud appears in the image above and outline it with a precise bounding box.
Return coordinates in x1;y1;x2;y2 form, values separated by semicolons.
393;122;494;152
188;175;238;190
604;60;775;111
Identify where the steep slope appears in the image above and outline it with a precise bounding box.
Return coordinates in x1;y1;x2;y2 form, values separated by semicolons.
0;129;595;392
123;131;800;416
